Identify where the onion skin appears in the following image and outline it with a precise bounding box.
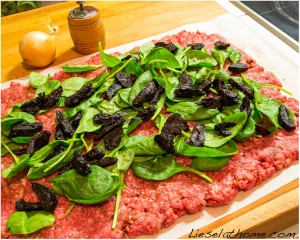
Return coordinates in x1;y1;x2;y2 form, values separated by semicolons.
19;31;56;68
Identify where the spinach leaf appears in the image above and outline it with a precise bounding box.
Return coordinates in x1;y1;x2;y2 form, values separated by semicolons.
1;139;22;156
35;80;61;97
155;113;167;134
51;165;122;204
124;118;142;135
62;64;102;73
131;154;212;182
175;138;238;157
98;42;121;68
60;77;88;97
123;59;142;76
204;112;247;148
229;48;242;63
234;116;256;141
151;91;166;120
6;211;55;235
1;112;35;130
186;49;218;68
212;47;229;69
98;99;124;114
192;67;217;84
191;156;231;171
75;108;101;134
29;72;49;88
139;41;155;59
2;154;30;178
167;102;219;121
123;135;166;156
11;136;31;144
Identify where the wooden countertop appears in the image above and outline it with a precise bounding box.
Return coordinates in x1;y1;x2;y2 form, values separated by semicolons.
1;1;298;238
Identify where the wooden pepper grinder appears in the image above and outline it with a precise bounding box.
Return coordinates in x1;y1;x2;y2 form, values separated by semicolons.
68;1;105;55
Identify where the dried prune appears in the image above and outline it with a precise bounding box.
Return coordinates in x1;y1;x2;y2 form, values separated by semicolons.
55;124;66;140
190;124;206;147
174;71;204;98
56;110;74;138
154;132;175;154
42;86;63;110
132;80;158;106
178;71;193;87
15;199;43;212
228;63;249;73
240;96;252;117
219;88;240;106
83;148;105;162
103;126;123;150
155;42;178;54
255;124;271;136
71;111;82;130
94;116;125;141
199;79;213;93
187;43;205;50
228;78;254;99
214;122;236;136
103;83;123;100
197;96;222;111
214;41;230;50
149;84;165;104
27;130;51;156
43;145;65;163
20;93;45;115
162;113;189;135
278;105;295;131
32;183;58;213
212;79;228;92
93;112;123;125
93;157;118;168
121;55;139;63
73;150;92;176
115;72;135;88
129;106;156;124
65;83;95;107
13;147;28;156
9;122;43;138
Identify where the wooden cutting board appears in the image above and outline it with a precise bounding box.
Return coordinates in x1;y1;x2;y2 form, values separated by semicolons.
1;1;298;238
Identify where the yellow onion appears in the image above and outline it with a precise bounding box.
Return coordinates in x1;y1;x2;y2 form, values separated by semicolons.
19;25;58;68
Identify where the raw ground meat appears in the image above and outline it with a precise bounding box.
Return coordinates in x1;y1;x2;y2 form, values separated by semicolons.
1;30;298;239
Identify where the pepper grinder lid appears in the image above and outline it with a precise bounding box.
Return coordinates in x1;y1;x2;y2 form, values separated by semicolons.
69;1;97;19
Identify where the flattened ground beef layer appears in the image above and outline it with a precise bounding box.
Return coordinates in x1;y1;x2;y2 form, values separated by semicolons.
1;30;298;239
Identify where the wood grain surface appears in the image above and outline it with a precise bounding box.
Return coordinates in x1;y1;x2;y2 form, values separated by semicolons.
1;1;298;238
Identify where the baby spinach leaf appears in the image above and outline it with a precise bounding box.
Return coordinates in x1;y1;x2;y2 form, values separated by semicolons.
155;113;167;134
6;211;55;235
51;165;122;204
98;42;121;68
61;77;88;97
131;154;212;182
186;49;218;68
192;67;217;83
175;137;238;157
124;118;142;135
167;102;219;121
29;72;50;89
98;99;124;114
1;112;35;129
2;154;30;178
151;91;166;120
11;136;31;144
75;108;101;134
229;48;242;63
35;80;61;97
139;41;155;58
1;139;22;156
204;112;247;148
234;116;256;141
116;149;135;173
62;64;102;73
191;156;231;171
212;47;229;69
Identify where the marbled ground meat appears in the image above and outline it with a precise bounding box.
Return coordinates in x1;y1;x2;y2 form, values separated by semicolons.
1;30;299;239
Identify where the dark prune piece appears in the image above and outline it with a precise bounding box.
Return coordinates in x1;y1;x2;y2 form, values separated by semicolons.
132;80;158;106
149;84;165;104
103;83;123;100
13;147;28;156
56;110;74;138
20;93;45;115
219;88;240;106
154;132;175;154
93;112;124;125
103;126;123;150
187;43;205;50
212;79;227;92
121;55;139;63
240;96;252;117
129;106;156;125
174;87;203;98
55;124;66;140
115;72;135;88
9;122;43;138
155;42;178;54
197;96;222;111
178;71;193;88
73;150;92;176
255;124;271;136
215;122;236;136
32;183;58;213
27;130;51;156
190;124;206;147
214;41;230;50
43;145;65;163
93;157;118;168
83;148;105;162
58;162;74;175
228;78;253;99
199;79;213;93
42;86;63;110
71;111;82;130
94;116;126;141
65;83;94;107
278;105;295;131
162;113;190;135
228;63;249;73
15;199;43;212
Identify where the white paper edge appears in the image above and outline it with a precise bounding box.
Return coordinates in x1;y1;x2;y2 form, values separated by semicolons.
1;13;299;239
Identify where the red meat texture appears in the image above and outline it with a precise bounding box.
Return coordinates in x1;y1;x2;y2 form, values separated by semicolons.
1;30;298;239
